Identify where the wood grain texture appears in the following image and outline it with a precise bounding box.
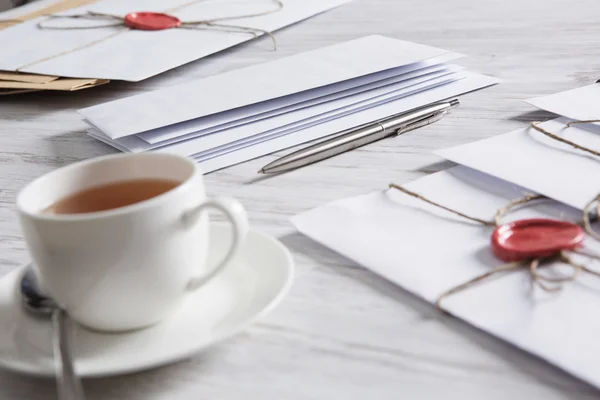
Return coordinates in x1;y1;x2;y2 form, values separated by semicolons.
1;0;600;398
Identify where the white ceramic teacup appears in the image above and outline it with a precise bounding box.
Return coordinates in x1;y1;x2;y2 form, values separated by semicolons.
17;153;248;332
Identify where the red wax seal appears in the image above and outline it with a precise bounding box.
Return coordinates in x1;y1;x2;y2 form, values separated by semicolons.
124;12;182;31
491;218;585;262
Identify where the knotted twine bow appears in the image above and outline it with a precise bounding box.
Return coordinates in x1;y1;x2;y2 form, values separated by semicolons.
4;0;283;72
388;184;600;310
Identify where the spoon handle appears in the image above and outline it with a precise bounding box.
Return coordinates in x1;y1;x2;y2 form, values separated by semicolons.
53;309;86;400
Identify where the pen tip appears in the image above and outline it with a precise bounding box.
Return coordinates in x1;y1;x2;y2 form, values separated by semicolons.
257;169;265;174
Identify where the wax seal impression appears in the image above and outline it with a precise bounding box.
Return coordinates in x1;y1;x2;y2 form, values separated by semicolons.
124;12;182;31
491;218;585;262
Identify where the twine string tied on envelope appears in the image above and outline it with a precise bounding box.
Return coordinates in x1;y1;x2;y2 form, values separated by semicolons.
388;184;600;310
530;121;600;158
35;0;283;48
10;0;283;72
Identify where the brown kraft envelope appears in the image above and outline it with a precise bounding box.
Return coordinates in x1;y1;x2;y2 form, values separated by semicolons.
0;0;108;94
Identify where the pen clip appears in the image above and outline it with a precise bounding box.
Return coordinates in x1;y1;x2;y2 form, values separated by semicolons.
395;110;448;136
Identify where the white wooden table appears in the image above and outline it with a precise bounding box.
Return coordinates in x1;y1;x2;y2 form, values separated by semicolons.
1;0;600;398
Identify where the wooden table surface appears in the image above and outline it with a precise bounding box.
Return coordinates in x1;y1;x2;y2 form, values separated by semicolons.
1;0;600;398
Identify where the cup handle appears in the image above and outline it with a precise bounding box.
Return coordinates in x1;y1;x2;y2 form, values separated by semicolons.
182;197;249;290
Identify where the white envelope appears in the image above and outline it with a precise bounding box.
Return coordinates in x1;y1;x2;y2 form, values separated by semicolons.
526;83;600;122
291;165;600;390
79;35;460;138
95;69;463;155
0;0;351;81
436;118;600;210
138;62;463;145
181;75;463;158
187;73;498;172
89;72;498;171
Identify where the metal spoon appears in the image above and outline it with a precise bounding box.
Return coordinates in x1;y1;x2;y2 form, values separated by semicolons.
20;265;86;400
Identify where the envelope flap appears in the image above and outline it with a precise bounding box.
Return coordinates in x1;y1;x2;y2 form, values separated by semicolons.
526;83;600;122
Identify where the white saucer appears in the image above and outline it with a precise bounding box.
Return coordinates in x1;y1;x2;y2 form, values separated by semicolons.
0;223;293;378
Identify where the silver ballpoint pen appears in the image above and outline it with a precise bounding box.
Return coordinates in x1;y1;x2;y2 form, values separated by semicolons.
259;99;459;174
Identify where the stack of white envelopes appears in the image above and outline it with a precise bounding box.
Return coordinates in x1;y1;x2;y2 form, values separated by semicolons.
292;81;600;389
437;83;600;211
79;35;499;173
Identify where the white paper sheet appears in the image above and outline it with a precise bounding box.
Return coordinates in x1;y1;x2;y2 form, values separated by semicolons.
0;0;351;81
181;73;498;173
79;35;458;138
526;83;600;123
436;118;600;210
291;165;600;390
